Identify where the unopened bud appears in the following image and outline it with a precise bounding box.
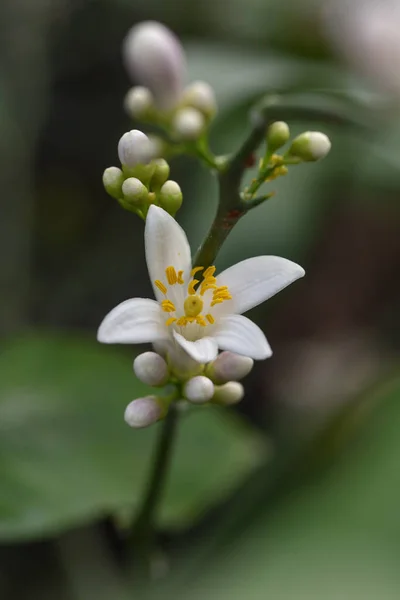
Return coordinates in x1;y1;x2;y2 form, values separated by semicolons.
118;129;155;167
151;158;170;191
133;351;169;386
124;86;154;119
267;121;290;152
122;21;186;111
289;131;331;162
102;166;124;199
206;351;253;384
124;396;165;428
122;177;149;206
158;180;183;215
212;382;244;406
182;81;217;119
172;107;205;141
184;375;214;404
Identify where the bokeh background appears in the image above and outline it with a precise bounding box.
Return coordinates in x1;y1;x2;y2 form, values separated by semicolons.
1;0;400;598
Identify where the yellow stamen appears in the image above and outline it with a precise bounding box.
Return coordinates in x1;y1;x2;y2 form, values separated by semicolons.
200;281;217;296
165;266;178;285
177;270;184;284
203;266;216;278
211;298;225;306
176;316;187;326
191;266;204;278
161;299;176;312
165;317;177;326
206;314;215;324
188;279;199;295
154;280;167;294
196;316;207;327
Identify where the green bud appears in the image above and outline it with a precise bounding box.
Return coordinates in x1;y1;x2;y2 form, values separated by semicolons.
288;131;331;162
151;158;170;192
102;166;124;199
122;177;149;208
212;382;244;406
266;121;290;153
122;162;156;187
158;180;183;215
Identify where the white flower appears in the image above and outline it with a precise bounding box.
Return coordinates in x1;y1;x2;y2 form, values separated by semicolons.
97;206;305;365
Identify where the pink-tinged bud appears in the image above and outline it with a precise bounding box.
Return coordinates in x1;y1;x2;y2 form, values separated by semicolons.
122;21;186;111
184;376;214;404
206;351;254;384
133;352;169;386
124;396;165;428
212;382;244;406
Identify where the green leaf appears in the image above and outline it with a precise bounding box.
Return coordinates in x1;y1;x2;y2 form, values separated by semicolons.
157;374;400;600
0;333;265;541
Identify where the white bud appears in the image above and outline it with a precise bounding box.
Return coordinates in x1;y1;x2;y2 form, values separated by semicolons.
118;129;155;167
122;21;186;110
102;166;124;199
289;131;331;162
133;352;169;386
207;351;254;384
182;81;217;118
212;382;244;406
122;177;148;205
158;180;183;215
124;396;164;428
184;376;214;404
172;107;205;140
124;86;154;119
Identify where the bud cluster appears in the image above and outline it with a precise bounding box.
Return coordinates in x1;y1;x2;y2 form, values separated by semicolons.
102;129;183;218
122;22;217;143
242;121;332;202
124;350;253;428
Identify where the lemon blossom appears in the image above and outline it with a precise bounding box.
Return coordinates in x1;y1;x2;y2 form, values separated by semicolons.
97;206;305;364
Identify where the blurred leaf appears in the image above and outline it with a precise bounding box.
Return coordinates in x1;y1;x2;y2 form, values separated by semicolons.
0;333;265;541
157;373;400;600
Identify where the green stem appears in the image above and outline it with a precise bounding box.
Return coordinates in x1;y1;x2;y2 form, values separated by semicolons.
194;91;372;268
131;404;179;576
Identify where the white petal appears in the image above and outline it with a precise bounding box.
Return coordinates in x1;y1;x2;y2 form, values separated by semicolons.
145;205;192;301
216;256;305;315
173;331;218;363
97;298;167;344
213;314;272;360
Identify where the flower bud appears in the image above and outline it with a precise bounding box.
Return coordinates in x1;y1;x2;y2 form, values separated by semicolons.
184;375;214;404
118;129;155;167
122;177;149;206
124;86;154;119
206;351;254;384
150;158;170;191
158;180;183;215
267;121;290;153
288;131;331;162
212;382;244;406
172;107;205;141
122;21;186;111
133;351;169;386
102;166;124;199
124;396;165;428
181;81;217;119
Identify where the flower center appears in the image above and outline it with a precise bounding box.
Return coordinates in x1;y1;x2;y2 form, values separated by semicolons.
184;295;203;317
154;265;232;329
